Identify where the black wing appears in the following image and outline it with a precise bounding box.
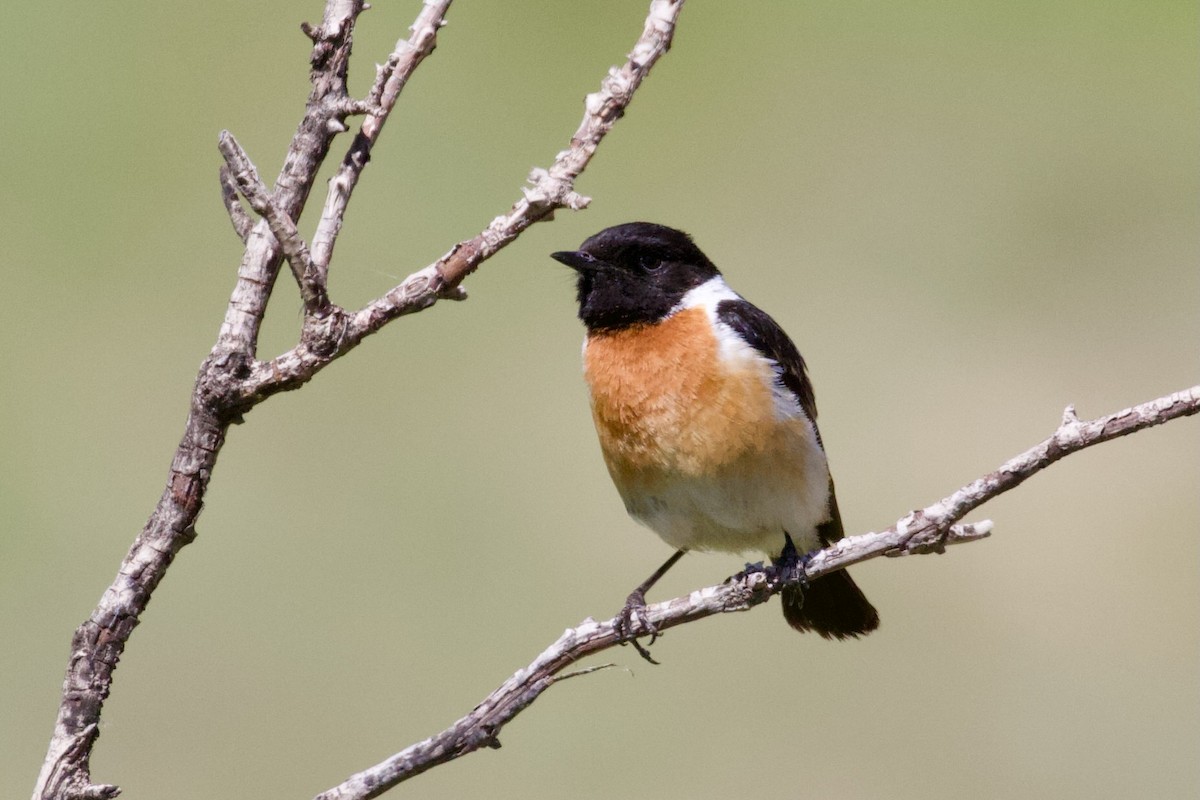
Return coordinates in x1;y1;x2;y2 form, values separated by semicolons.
720;300;879;636
715;298;818;431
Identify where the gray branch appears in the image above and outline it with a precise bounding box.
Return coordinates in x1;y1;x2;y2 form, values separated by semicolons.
218;165;254;243
218;131;329;317
240;0;685;404
315;384;1200;800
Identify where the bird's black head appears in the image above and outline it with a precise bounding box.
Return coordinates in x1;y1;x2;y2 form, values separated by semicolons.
550;222;721;332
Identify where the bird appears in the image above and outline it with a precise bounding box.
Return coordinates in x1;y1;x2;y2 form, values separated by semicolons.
551;222;878;657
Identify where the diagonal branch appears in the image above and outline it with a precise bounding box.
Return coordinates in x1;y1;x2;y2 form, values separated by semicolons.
315;385;1200;800
432;0;685;290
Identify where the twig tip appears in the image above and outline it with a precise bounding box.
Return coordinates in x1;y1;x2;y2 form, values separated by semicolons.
552;663;621;683
948;519;994;543
79;784;122;800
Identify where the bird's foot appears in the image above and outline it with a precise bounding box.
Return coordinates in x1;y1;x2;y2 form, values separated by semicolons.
773;533;812;590
615;589;661;665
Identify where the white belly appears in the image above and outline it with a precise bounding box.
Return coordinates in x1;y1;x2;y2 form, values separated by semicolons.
617;415;830;556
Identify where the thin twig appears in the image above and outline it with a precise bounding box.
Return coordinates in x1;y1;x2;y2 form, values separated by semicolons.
218;165;254;243
314;385;1200;800
552;663;621;683
309;0;453;279
218;131;331;317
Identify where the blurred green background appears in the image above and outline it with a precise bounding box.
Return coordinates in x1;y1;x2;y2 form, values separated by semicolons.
2;2;1196;798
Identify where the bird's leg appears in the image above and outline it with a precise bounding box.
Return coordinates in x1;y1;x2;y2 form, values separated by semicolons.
617;549;686;664
772;531;811;591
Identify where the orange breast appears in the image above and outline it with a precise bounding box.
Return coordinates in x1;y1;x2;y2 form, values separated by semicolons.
583;307;779;485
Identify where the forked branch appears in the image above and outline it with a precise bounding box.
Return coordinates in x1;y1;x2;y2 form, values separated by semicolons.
219;131;329;316
237;0;686;404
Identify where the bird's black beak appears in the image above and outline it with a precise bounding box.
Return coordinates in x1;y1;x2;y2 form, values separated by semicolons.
550;250;600;272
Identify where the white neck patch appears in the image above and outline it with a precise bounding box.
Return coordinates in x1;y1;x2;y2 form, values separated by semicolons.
676;275;759;365
676;275;741;317
677;276;808;422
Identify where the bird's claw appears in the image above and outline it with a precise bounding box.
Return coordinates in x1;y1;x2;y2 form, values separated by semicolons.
615;589;661;665
773;533;812;589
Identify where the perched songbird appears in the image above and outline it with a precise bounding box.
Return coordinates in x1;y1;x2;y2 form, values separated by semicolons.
551;222;878;651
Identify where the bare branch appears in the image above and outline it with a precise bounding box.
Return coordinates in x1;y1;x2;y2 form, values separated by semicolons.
218;165;254;243
886;385;1200;556
315;385;1200;800
32;2;406;798
218;131;332;317
244;0;687;403
309;0;453;278
213;1;367;358
433;0;685;289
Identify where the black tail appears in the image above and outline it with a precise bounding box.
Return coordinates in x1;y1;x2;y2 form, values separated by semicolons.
781;569;879;639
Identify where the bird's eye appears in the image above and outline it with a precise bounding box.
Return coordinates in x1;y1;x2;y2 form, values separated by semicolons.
639;253;663;272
